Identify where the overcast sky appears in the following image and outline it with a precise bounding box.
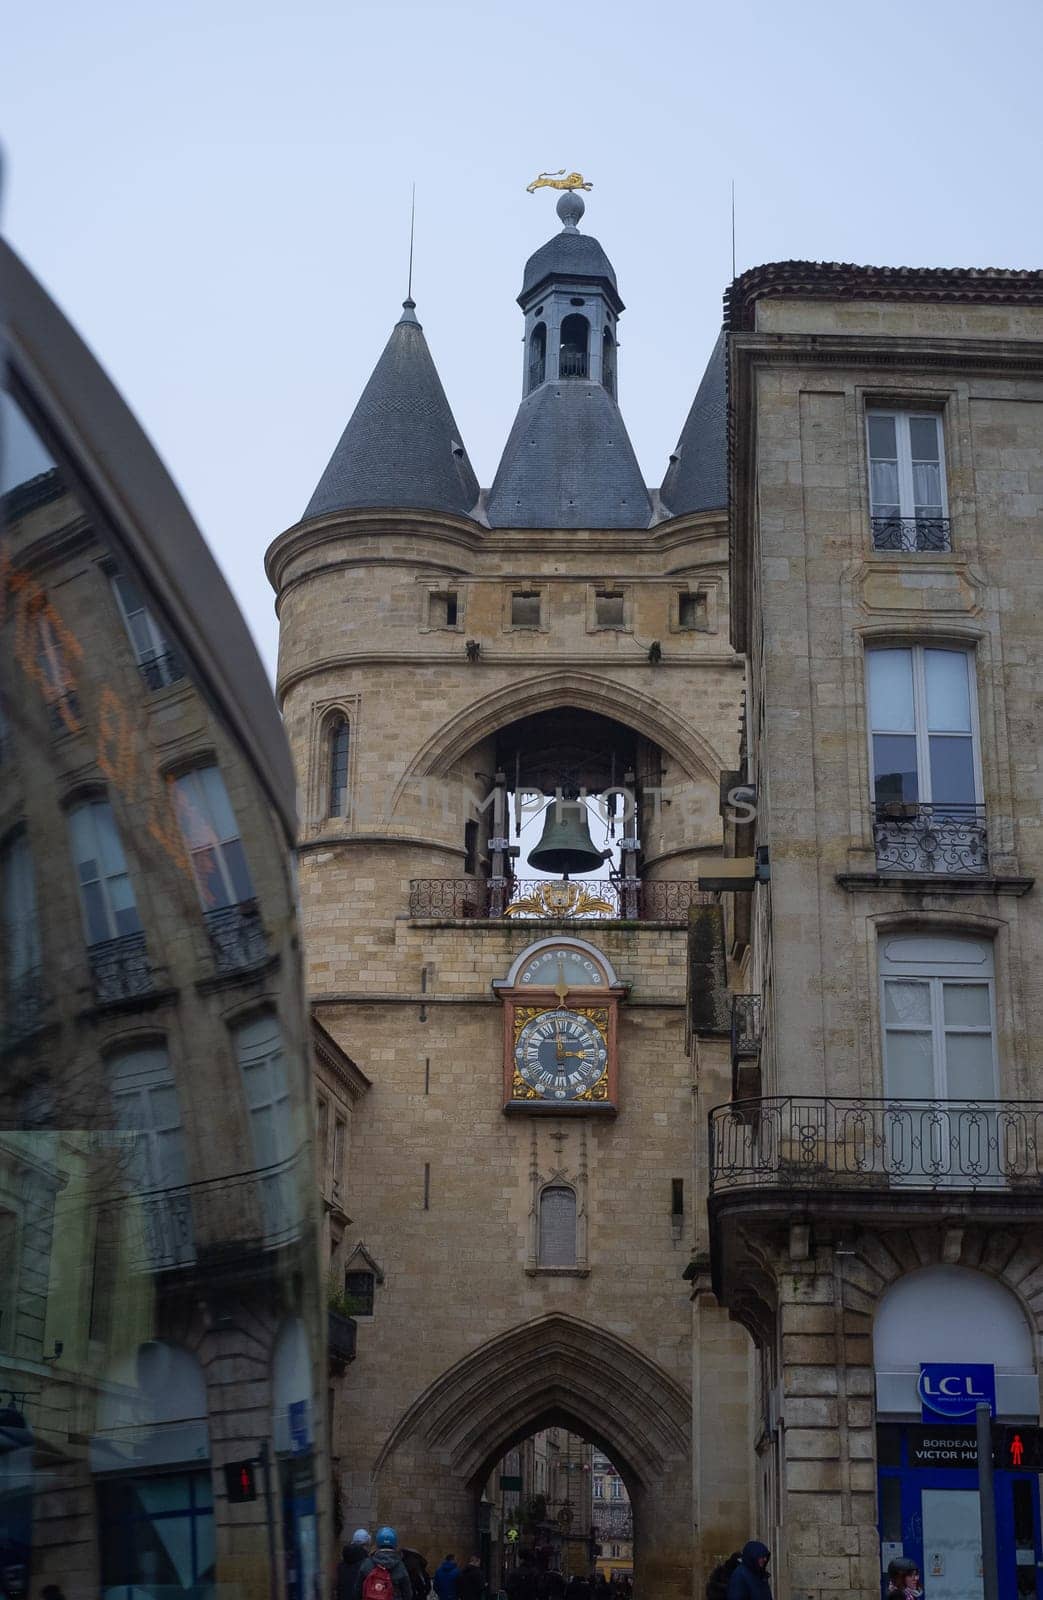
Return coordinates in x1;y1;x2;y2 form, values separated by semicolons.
4;0;1042;680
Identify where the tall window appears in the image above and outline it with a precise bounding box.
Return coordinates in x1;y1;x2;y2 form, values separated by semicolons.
867;411;949;550
327;716;350;818
345;1269;375;1316
332;1117;346;1196
37;608;79;732
316;1096;330;1188
68;800;142;945
108;1045;193;1268
111;570;183;690
880;935;996;1104
538;1184;577;1267
174;765;254;909
867;647;979;811
602;328;616;396
236;1015;295;1238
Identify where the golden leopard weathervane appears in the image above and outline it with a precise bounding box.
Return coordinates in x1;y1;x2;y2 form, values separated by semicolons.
526;170;593;194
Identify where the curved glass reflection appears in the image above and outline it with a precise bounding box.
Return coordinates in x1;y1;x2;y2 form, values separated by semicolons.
0;256;325;1600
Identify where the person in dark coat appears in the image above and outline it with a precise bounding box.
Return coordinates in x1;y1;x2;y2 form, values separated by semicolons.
457;1558;485;1600
337;1532;371;1600
726;1543;772;1600
433;1558;461;1600
402;1551;432;1600
506;1556;538;1600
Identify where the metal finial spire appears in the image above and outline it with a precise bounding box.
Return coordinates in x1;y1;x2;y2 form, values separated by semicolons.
731;179;736;279
407;182;416;302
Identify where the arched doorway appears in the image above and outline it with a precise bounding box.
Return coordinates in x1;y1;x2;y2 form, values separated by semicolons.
371;1316;691;1600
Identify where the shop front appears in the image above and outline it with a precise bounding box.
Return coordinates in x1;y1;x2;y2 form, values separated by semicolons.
875;1267;1042;1600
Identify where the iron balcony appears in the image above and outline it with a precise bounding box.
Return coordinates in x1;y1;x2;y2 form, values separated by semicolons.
872;802;988;875
871;515;952;552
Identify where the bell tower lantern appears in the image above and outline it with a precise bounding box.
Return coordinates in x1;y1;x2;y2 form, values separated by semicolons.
520;191;623;397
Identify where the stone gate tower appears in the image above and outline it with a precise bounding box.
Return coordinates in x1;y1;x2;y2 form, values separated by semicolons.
267;192;752;1600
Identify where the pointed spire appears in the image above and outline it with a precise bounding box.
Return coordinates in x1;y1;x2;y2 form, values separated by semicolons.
486;192;651;529
302;301;478;522
660;331;728;517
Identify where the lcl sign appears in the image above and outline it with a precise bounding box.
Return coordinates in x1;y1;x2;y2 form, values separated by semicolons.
919;1362;997;1421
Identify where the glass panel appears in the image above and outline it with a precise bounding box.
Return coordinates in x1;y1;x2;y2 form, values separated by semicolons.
174;772;213;848
885;1030;935;1097
884;980;931;1026
868;649;914;730
945;1033;995;1098
925;650;971;732
870;460;901;516
909;416;940;462
929;736;976;805
912;461;943;516
222;837;255;902
873;734;919;804
943;983;991;1026
190;844;230;909
868;414;898;458
2;256;322;1593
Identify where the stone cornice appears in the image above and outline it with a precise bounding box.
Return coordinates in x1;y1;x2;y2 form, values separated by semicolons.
725;259;1043;332
310;1013;371;1097
265;504;727;596
278;649;743;701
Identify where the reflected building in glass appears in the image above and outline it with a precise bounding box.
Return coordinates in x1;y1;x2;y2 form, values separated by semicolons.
0;240;327;1600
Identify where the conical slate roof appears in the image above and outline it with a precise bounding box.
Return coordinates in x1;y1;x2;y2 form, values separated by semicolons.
303;302;479;521
659;331;728;516
486;381;652;530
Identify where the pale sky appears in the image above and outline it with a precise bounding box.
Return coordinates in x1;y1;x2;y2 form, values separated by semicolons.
4;0;1042;680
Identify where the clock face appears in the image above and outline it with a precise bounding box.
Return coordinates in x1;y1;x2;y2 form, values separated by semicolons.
514;1008;608;1101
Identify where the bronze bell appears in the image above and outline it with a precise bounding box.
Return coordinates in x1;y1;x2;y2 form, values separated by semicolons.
527;798;607;877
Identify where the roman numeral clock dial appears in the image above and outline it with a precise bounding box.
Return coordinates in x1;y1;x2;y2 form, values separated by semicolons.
515;1009;607;1100
497;942;621;1116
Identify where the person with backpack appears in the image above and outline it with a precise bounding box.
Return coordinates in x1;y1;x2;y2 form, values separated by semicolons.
725;1543;772;1600
706;1552;741;1600
355;1528;414;1600
338;1531;372;1600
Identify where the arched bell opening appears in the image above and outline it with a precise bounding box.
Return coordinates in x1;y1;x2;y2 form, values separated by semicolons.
528;322;547;393
558;315;590;380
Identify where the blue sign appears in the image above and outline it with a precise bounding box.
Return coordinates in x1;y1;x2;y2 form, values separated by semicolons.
919;1363;996;1421
289;1399;310;1456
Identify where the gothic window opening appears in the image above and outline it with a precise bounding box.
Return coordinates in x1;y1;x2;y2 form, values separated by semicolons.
345;1269;375;1316
464;819;479;876
428;590;459;628
511;590;542;628
327;715;350;818
528;322;547;392
678;591;708;631
595;590;625;628
538;1184;578;1267
602;328;616;396
559;315;590;380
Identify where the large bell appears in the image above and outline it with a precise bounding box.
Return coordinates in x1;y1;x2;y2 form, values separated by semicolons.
527;799;607;877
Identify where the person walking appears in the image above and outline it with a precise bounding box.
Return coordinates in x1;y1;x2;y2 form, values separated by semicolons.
725;1544;772;1600
434;1556;461;1600
505;1554;538;1600
886;1559;922;1600
338;1531;372;1600
402;1550;433;1600
457;1557;485;1600
355;1528;414;1600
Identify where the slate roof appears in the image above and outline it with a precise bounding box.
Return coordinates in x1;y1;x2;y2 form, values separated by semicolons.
520;229;622;310
659;330;727;517
486;380;652;530
302;301;479;522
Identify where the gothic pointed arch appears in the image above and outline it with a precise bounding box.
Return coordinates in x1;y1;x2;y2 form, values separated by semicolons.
374;1312;690;1490
389;670;727;813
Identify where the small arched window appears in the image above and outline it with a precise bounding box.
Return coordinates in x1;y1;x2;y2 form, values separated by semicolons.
602;328;616;397
559;315;589;380
328;715;350;818
539;1184;577;1266
528;323;547;392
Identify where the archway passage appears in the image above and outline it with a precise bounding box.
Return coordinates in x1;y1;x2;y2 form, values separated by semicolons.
372;1317;692;1600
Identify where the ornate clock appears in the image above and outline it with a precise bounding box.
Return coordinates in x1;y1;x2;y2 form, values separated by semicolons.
494;938;624;1116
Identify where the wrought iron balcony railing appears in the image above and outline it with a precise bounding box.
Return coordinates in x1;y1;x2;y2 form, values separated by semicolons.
408;878;716;922
871;515;952;552
559;351;589;379
138;650;186;692
710;1096;1043;1196
204;899;268;972
731;994;762;1067
872;802;987;875
88;930;154;1004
